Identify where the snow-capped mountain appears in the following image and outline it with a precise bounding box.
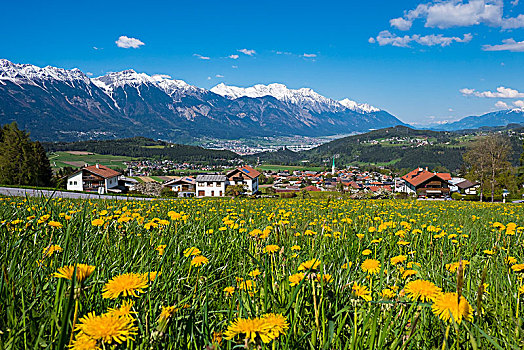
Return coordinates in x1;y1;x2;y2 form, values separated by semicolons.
431;107;524;131
339;98;380;114
211;83;380;114
0;59;406;141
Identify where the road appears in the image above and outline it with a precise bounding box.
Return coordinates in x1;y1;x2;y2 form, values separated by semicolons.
0;187;154;201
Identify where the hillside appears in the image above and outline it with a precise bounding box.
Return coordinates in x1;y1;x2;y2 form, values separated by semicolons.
43;137;240;164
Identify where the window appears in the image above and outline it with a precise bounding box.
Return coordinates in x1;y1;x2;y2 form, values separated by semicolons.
74;181;77;185
211;191;215;196
69;181;72;185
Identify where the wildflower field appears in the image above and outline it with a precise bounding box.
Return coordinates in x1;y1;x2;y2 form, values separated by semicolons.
1;196;524;349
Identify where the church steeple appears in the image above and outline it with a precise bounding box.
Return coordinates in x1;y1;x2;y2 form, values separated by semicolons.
331;156;335;175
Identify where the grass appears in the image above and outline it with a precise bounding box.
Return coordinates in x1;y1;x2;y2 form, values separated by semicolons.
1;197;523;349
48;151;136;169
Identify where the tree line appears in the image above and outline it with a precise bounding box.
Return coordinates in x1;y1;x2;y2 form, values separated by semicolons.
0;122;52;187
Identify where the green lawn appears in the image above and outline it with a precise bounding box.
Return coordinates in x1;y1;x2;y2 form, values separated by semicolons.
47;151;135;170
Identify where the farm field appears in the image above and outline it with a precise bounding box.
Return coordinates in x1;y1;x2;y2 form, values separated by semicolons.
48;151;136;170
1;197;523;349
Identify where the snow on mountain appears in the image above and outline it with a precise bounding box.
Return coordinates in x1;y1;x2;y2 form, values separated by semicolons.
211;82;380;114
0;58;91;88
92;69;203;99
339;98;380;113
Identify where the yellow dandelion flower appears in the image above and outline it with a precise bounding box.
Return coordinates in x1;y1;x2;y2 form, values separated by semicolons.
402;269;418;279
183;247;201;257
54;264;95;283
352;283;372;301
223;317;273;344
505;256;517;265
289;272;305;286
511;264;524;272
341;262;353;269
249;269;262;278
264;245;280;254
361;259;381;275
155;245;166;256
316;274;333;283
362;249;372;256
382;288;396;299
445;260;470;273
298;259;321;271
261;313;289;339
107;300;136;319
390;255;407;266
48;221;63;228
102;273;148;299
224;286;235;295
43;244;62;258
432;292;473;324
74;311;137;344
290;245;301;251
91;219;104;227
190;255;209;267
404;279;442;302
69;333;100;350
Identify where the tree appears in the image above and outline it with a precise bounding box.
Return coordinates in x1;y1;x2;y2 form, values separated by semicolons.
0;122;52;187
225;184;247;197
464;134;512;202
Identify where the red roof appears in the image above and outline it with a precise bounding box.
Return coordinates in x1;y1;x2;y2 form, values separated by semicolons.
303;185;321;191
83;164;121;178
228;165;261;179
402;168;450;187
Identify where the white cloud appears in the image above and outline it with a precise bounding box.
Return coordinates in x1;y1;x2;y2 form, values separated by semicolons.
460;86;524;98
86;72;93;76
207;76;211;80
390;0;524;30
511;0;519;5
303;53;317;58
483;38;524;51
93;46;102;50
228;54;239;59
501;14;524;29
371;30;472;47
115;36;145;49
215;74;224;78
495;100;509;109
390;17;413;30
232;65;238;69
193;54;211;60
514;100;524;108
152;74;172;80
368;37;376;44
397;0;503;29
238;48;256;56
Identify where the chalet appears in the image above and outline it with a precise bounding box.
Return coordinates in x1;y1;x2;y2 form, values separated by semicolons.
67;164;121;194
195;175;227;197
400;168;451;198
226;165;261;195
163;177;196;197
456;180;480;195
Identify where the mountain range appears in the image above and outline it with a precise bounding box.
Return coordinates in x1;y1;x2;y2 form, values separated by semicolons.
1;59;523;142
0;59;405;142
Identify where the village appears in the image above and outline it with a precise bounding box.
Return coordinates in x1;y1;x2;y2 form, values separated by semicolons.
65;161;482;200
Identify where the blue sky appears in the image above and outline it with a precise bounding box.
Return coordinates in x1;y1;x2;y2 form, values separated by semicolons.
2;0;523;125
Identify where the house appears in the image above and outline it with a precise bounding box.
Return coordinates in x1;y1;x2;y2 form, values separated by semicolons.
67;164;121;193
303;185;321;192
119;176;139;191
195;175;227;197
400;168;451;198
456;180;480;195
163;177;196;197
226;165;261;195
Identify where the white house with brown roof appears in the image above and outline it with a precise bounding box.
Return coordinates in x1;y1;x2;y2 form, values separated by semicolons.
195;174;227;197
163;177;196;197
226;165;261;195
66;164;121;193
